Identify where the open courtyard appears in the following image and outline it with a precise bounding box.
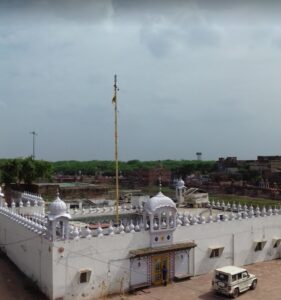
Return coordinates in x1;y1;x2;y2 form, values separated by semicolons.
112;259;281;300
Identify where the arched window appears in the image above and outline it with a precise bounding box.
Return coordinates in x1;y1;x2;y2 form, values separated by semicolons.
161;211;167;229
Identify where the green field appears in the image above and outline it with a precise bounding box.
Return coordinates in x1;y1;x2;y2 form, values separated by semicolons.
210;194;281;208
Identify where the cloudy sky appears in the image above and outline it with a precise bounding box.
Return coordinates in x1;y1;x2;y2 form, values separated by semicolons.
1;0;281;161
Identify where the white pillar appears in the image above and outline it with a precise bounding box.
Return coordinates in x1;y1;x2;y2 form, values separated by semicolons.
52;221;56;240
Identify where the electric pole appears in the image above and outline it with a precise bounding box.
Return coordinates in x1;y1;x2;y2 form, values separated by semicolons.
30;131;38;160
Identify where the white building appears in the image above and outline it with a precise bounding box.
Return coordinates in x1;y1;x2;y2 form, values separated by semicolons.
0;188;281;300
175;178;186;205
184;188;209;207
175;179;209;207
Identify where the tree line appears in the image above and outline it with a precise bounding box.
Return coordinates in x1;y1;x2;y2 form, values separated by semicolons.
0;158;216;185
0;157;53;185
52;159;216;176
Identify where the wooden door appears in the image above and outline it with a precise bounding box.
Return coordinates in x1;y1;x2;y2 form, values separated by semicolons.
152;254;169;285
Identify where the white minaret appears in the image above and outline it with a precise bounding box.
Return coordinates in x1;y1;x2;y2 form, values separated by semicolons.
176;178;186;205
47;191;71;240
0;186;4;207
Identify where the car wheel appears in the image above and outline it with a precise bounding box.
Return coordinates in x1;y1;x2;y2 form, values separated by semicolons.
232;288;239;298
251;280;257;290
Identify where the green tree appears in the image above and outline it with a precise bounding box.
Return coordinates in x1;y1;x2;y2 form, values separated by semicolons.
0;157;53;185
20;157;36;184
1;159;22;186
34;159;53;181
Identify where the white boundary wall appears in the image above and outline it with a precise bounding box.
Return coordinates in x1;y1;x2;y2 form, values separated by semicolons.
52;215;281;300
53;231;150;300
0;214;53;298
174;215;281;275
1;211;281;299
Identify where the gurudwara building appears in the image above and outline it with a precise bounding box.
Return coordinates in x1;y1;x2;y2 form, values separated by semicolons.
0;184;281;300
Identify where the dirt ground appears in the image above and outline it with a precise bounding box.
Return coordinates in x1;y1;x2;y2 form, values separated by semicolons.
1;253;281;300
111;259;281;300
0;251;47;300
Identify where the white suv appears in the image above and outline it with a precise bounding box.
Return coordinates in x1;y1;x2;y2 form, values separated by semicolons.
212;266;257;298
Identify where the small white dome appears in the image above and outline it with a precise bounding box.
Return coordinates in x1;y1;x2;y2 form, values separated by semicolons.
144;192;176;213
48;193;71;220
50;196;66;215
177;179;185;188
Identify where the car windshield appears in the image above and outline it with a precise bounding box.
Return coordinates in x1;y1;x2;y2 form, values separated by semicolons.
215;272;229;282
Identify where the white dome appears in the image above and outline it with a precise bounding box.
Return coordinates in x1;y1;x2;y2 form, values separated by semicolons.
177;179;185;188
144;192;176;213
48;193;71;220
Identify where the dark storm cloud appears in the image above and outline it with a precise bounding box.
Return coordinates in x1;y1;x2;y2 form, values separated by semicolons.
1;0;281;23
0;0;113;23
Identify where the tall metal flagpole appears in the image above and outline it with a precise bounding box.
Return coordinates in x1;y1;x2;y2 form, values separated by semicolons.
113;75;119;225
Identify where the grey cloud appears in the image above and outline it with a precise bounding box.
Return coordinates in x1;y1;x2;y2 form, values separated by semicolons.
0;101;7;111
0;0;114;23
140;24;176;57
140;20;221;57
1;1;281;160
186;26;220;48
271;32;281;49
2;0;281;25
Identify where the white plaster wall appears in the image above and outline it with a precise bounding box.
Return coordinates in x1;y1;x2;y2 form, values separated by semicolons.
2;211;281;300
52;231;150;300
130;256;148;287
52;215;281;299
174;250;189;276
174;215;281;275
0;214;53;298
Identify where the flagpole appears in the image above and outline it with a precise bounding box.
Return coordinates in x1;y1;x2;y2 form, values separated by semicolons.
113;74;119;225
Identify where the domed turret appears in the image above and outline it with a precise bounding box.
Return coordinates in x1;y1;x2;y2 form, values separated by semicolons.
175;177;186;205
144;192;176;213
143;189;178;248
48;192;71;221
47;192;71;241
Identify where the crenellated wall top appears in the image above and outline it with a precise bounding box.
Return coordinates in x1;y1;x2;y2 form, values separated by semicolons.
1;200;281;242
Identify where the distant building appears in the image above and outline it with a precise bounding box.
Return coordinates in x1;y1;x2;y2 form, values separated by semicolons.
126;167;171;187
10;182;109;200
183;187;209;207
217;157;238;171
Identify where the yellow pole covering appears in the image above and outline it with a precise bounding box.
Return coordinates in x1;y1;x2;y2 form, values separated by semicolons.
113;74;119;225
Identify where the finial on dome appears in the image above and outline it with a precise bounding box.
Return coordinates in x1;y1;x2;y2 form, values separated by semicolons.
56;189;60;198
158;176;162;192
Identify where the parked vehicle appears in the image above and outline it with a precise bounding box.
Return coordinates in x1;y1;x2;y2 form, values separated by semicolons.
212;266;257;298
